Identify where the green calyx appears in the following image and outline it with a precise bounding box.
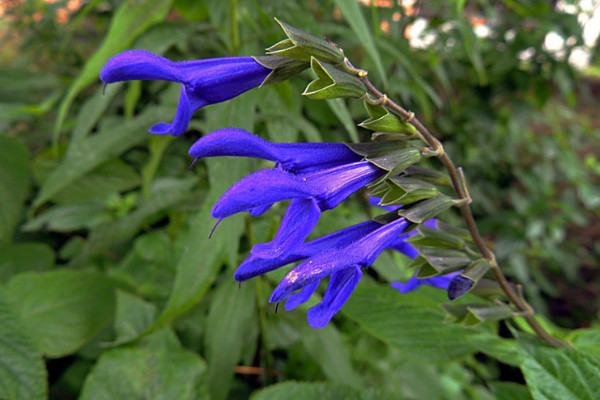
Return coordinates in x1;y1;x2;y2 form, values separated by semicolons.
253;55;309;86
360;100;418;136
303;57;366;100
266;18;345;64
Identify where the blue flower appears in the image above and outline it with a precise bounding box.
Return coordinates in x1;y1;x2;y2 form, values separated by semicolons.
391;272;459;293
268;217;413;328
189;128;384;258
100;50;271;136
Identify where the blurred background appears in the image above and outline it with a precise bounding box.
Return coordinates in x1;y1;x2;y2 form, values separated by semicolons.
1;1;599;399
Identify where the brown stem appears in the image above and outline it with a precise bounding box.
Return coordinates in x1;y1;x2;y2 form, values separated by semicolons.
345;60;566;347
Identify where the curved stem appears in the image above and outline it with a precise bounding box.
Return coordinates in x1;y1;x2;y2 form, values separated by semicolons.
345;60;565;347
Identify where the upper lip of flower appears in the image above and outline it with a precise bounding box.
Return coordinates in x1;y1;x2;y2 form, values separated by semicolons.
100;50;271;136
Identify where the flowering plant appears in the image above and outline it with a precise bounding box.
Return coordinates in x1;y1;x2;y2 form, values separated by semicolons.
4;3;599;400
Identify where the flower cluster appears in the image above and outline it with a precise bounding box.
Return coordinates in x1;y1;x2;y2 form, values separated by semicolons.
101;49;454;328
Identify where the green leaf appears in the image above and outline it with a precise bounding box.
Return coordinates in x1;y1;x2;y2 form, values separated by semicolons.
53;158;141;204
304;58;365;99
569;328;600;363
250;382;359;400
37;106;172;208
0;285;47;400
0;135;29;245
441;303;513;326
79;344;208;400
342;285;477;362
53;0;174;141
70;177;196;264
112;290;157;345
333;0;387;86
518;335;600;400
7;270;117;357
300;324;363;389
491;382;533;400
205;279;257;400
326;98;359;142
0;242;55;281
71;83;123;144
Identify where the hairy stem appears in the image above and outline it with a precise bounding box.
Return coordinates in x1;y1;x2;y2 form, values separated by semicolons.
344;59;565;347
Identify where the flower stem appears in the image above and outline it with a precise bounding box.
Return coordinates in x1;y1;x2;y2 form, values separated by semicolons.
344;59;566;347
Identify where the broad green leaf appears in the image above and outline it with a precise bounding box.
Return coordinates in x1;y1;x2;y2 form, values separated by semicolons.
342;285;477;362
518;335;600;400
79;344;208;400
0;285;47;400
0;242;54;282
250;381;398;400
334;0;387;86
205;279;257;400
54;0;174;141
52;158;141;204
71;83;122;144
0;135;29;245
569;328;600;363
300;324;363;388
250;382;359;400
71;177;196;265
22;201;107;233
491;382;533;400
7;270;117;357
36;106;172;208
150;95;255;333
113;290;157;345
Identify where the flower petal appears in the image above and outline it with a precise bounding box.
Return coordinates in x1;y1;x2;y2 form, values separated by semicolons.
270;217;411;302
149;86;198;136
188;128;281;161
309;161;385;210
100;50;184;83
233;220;382;282
251;198;321;259
184;57;270;105
211;169;312;219
307;266;362;328
188;128;361;173
285;281;320;311
391;272;458;293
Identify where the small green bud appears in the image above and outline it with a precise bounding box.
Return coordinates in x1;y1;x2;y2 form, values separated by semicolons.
360;100;418;136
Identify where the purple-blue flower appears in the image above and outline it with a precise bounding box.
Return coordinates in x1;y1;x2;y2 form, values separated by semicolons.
269;217;413;328
100;50;271;136
391;272;459;293
189;128;385;258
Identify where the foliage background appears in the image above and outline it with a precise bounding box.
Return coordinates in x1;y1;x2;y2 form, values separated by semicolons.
1;0;599;399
